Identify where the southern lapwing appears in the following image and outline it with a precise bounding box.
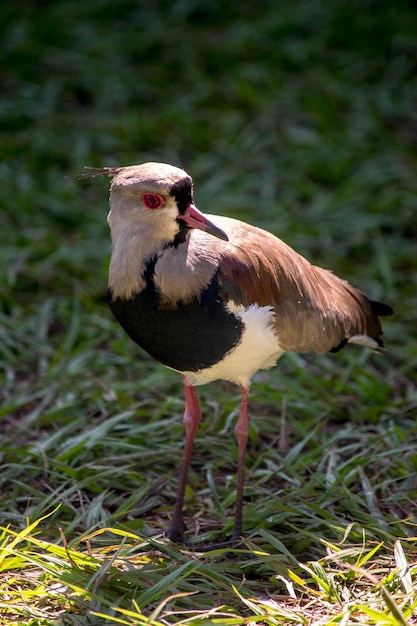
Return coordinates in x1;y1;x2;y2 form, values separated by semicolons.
95;162;392;545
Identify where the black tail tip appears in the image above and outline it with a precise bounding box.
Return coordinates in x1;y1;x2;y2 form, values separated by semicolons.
369;300;394;316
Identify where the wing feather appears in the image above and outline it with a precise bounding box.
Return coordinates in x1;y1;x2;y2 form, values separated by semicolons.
214;218;386;354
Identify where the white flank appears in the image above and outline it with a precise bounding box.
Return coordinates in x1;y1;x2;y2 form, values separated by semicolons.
184;303;285;387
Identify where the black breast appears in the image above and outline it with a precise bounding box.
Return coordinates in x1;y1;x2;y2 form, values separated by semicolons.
109;274;243;372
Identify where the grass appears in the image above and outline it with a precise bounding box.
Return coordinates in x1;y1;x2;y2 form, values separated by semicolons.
1;0;417;623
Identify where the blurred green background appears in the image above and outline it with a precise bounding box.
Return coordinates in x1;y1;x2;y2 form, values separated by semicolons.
1;0;416;539
3;0;417;296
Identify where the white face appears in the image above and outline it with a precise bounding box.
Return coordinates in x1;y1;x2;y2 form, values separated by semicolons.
107;178;184;244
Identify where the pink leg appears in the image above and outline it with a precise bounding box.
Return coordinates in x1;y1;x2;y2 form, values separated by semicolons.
166;377;201;544
231;386;249;542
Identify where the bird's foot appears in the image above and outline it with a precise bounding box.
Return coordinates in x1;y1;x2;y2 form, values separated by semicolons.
193;533;249;553
165;519;191;546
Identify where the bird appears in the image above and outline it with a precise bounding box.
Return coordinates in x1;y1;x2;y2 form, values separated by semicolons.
91;161;392;546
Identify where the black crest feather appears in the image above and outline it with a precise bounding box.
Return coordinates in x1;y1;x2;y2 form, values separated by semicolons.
79;166;122;179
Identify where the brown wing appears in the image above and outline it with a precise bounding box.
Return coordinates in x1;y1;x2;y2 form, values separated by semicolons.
216;221;387;354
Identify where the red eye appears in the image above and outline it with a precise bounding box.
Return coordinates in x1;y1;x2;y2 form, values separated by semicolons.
142;193;164;210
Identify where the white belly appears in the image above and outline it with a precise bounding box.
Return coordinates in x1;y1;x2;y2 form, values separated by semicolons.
183;303;285;387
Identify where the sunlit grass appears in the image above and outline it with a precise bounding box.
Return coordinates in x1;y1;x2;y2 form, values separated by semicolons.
1;514;416;625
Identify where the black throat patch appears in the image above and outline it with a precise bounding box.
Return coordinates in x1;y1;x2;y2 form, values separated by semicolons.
169;177;193;215
169;177;194;246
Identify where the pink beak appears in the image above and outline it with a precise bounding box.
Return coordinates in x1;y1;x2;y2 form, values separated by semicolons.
179;203;229;241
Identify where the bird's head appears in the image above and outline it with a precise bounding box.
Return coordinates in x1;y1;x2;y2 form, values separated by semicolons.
99;162;228;244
